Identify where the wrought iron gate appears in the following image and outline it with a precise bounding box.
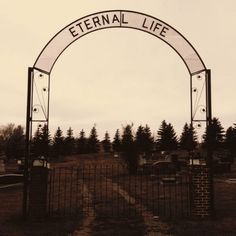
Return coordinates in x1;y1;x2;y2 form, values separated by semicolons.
47;164;191;219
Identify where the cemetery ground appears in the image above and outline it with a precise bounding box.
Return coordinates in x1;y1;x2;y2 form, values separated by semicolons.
0;154;236;236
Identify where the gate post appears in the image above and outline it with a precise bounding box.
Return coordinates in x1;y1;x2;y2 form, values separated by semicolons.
190;163;213;219
28;165;48;219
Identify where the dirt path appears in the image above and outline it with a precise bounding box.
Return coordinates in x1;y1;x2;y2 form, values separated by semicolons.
106;178;171;236
71;185;95;236
71;177;171;236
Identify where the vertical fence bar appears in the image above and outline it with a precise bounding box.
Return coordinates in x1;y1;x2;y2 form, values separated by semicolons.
69;167;73;214
88;165;90;216
186;173;191;216
111;164;114;217
64;168;67;216
134;172;137;215
163;174;166;217
169;172;172;218
47;169;52;216
128;168;131;216
76;167;79;213
118;164;120;217
58;168;61;215
100;165;103;214
180;173;184;217
157;171;160;216
51;168;56;216
146;170;149;212
174;173;178;217
93;164;97;215
105;165;108;215
140;168;143;215
82;165;85;216
151;166;154;214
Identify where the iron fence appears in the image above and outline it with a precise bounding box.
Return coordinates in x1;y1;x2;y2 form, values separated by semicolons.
47;164;191;219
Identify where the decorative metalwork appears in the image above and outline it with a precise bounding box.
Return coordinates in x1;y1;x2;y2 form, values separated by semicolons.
190;70;211;133
31;69;50;123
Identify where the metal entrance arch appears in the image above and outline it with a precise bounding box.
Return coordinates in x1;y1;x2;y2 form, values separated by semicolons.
24;10;212;217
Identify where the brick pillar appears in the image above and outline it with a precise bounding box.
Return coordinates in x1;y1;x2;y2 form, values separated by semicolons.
28;166;48;219
190;164;214;219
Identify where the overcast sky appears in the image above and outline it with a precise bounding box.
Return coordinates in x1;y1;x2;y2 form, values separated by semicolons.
0;1;235;139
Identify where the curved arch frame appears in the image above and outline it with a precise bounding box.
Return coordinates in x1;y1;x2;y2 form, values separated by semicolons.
34;10;206;75
23;10;212;217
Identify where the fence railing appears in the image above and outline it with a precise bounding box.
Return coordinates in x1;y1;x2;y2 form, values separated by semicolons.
47;164;191;219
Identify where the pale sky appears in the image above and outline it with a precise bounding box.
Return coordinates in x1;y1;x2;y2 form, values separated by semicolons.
0;1;235;139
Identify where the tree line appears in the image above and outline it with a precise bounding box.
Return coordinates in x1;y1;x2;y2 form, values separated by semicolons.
0;118;236;163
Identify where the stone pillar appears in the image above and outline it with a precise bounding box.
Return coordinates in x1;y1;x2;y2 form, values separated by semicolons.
190;164;213;219
28;166;48;219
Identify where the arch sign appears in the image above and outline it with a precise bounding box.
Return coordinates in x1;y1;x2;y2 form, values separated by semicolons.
34;10;206;74
24;9;212;216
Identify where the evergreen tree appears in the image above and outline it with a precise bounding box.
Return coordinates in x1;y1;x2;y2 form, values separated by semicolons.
135;125;145;153
112;129;122;153
41;124;51;157
87;126;100;153
121;124;138;174
52;127;64;158
135;125;154;157
179;123;198;151
64;127;75;155
76;129;88;154
143;125;154;156
102;131;111;153
32;126;42;157
157;120;178;151
225;124;236;159
203;117;224;150
32;124;51;158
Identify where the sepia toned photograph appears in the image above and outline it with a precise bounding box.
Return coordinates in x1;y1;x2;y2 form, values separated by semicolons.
0;1;235;235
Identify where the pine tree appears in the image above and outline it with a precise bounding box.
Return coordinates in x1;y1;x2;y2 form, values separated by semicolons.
32;124;51;158
143;124;154;156
87;126;100;153
112;129;122;153
203;117;224;151
41;124;51;157
179;123;198;151
76;129;88;154
121;124;138;174
121;125;134;152
102;131;111;153
32;125;42;158
135;125;154;157
64;127;75;155
135;125;145;153
157;120;178;151
52;127;64;158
